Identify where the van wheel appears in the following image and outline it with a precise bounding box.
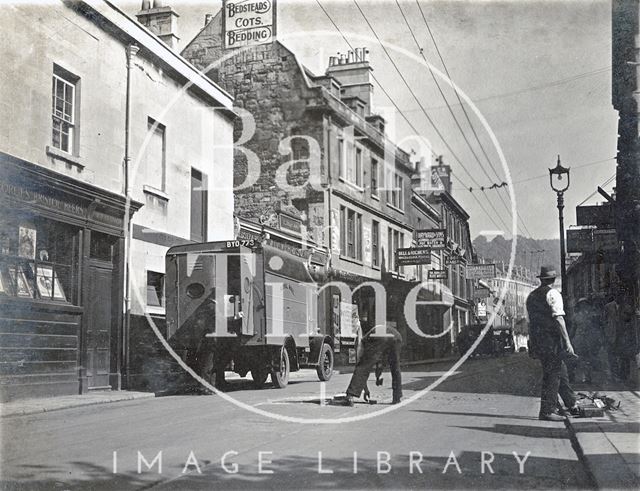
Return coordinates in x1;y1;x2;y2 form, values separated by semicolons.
271;346;290;388
251;366;269;389
316;344;334;381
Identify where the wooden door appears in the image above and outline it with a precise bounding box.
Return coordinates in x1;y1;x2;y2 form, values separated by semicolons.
86;260;113;389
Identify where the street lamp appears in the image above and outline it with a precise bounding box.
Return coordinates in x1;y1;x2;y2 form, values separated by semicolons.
549;155;570;295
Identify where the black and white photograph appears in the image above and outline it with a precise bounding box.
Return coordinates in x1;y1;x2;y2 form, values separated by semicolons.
0;0;639;489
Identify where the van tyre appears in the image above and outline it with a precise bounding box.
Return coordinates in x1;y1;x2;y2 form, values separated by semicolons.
251;366;269;389
316;343;334;381
271;346;290;388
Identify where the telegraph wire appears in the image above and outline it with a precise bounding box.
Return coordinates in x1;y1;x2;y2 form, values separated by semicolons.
313;0;511;232
350;0;513;232
411;0;533;238
576;173;616;207
404;65;611;112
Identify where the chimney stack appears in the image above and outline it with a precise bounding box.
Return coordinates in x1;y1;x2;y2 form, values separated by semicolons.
136;0;180;49
326;47;374;115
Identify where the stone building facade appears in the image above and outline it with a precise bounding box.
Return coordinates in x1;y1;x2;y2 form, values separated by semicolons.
182;12;438;362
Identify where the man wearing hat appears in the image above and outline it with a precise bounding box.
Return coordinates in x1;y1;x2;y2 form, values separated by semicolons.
526;266;578;421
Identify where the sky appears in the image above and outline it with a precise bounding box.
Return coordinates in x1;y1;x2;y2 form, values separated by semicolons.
118;0;618;241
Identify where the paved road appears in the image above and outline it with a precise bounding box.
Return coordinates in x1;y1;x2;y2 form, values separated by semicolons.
1;354;591;489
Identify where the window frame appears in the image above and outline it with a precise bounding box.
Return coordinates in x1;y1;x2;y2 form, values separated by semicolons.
51;66;78;155
146;117;167;192
190;168;208;242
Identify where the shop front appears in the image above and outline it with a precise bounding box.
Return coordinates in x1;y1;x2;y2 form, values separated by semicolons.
0;153;141;401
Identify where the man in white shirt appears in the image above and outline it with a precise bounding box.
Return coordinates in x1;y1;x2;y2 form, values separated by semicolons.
526;266;577;421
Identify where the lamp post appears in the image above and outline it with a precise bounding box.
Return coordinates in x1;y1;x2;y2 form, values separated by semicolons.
548;155;571;295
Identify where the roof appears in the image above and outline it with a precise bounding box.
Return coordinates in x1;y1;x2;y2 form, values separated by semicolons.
81;0;234;112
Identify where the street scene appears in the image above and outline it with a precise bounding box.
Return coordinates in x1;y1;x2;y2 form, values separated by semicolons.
1;0;639;489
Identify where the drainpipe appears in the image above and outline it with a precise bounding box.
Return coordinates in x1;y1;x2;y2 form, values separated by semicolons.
123;43;139;389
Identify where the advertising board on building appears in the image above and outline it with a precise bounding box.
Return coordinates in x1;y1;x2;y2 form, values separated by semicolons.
473;286;491;299
576;204;614;228
566;228;593;253
396;247;431;266
415;229;446;249
593;229;617;252
445;255;463;266
223;0;276;49
465;263;496;280
427;269;448;280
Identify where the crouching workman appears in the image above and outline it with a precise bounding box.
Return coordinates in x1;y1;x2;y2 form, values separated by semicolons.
334;324;403;406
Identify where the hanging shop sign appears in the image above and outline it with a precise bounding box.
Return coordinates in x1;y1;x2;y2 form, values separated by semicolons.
576;204;614;229
473;286;491;299
593;229;617;252
566;228;594;253
445;255;463;266
465;263;496;280
223;0;276;49
477;301;487;318
427;269;448;280
396;247;431;266
415;229;446;249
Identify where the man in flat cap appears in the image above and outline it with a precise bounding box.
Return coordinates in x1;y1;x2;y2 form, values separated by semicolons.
526;266;578;421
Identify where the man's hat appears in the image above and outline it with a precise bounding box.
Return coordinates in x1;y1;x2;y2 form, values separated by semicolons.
537;265;557;279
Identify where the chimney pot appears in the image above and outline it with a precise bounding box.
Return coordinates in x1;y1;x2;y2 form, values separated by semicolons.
363;48;370;62
141;0;151;9
347;50;354;63
204;13;212;25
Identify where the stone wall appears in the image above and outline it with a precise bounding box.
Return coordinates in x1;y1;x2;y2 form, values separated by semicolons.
183;13;327;227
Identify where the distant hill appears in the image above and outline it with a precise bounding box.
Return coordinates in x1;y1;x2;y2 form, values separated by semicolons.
472;235;561;274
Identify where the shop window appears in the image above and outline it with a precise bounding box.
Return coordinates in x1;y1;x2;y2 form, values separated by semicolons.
146;271;164;307
52;65;79;155
0;217;78;304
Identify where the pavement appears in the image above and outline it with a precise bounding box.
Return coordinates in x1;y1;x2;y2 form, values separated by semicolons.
565;375;640;489
0;391;155;418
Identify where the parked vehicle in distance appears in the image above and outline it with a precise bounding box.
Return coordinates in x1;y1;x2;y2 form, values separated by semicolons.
457;323;515;358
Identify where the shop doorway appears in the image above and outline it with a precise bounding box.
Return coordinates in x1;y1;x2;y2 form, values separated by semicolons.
86;260;113;389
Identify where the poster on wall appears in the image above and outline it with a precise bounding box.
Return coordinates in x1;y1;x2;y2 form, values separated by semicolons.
18;225;36;259
36;265;66;302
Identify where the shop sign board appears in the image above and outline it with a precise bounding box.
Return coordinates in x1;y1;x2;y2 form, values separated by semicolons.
445;255;463;265
223;0;276;49
477;301;487;318
576;204;614;228
427;269;448;280
465;263;496;280
566;228;593;253
396;247;431;266
593;229;617;252
415;229;446;249
473;287;491;299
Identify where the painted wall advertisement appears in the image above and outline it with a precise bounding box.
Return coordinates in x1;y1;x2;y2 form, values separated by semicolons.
223;0;276;49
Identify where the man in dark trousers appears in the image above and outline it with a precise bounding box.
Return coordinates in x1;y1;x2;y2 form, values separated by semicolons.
526;266;578;421
334;324;403;405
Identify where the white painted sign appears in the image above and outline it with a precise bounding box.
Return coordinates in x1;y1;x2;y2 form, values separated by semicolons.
223;0;276;49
